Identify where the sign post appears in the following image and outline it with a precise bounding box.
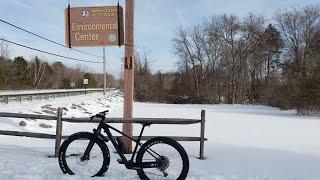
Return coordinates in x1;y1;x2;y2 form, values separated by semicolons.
64;3;132;152
103;47;107;95
83;78;89;94
122;0;135;154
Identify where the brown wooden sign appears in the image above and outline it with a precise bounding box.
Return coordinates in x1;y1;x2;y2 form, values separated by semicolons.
65;6;124;47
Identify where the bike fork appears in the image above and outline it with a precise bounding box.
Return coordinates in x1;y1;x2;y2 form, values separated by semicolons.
81;128;102;161
81;140;95;161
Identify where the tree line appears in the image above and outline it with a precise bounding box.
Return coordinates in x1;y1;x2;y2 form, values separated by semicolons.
134;5;320;115
1;5;319;115
0;42;116;90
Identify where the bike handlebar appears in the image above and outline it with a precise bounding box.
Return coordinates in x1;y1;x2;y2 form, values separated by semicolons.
89;110;109;122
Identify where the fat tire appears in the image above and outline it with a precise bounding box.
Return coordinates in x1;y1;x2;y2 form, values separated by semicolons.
58;132;110;177
136;137;189;180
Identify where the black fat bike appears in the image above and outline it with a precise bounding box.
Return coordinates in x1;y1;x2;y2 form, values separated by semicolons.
58;110;189;179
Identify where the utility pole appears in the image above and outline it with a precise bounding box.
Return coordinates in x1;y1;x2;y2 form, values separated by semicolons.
122;0;135;153
120;64;123;90
103;47;107;95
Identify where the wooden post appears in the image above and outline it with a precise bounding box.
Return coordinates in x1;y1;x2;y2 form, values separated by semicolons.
103;47;107;96
122;0;135;154
4;96;8;104
55;107;63;157
199;110;206;159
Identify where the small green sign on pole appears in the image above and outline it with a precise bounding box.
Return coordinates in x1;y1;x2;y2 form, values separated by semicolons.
83;79;88;94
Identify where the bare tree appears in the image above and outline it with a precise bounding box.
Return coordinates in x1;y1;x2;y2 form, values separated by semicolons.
0;38;10;89
241;14;265;102
29;56;47;89
275;6;320;78
0;38;9;59
214;14;241;103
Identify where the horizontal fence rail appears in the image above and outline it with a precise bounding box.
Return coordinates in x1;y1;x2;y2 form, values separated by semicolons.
0;89;105;104
0;130;206;142
0;112;57;120
64;117;202;124
0;109;207;159
0;113;201;124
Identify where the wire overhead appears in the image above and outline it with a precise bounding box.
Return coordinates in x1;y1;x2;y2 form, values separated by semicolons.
0;15;117;74
0;19;103;58
0;38;102;64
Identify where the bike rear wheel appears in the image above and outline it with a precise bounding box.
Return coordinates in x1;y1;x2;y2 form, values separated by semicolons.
58;132;110;177
136;137;189;180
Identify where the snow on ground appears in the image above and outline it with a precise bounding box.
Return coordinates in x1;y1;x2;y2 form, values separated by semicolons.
0;91;320;179
0;90;122;134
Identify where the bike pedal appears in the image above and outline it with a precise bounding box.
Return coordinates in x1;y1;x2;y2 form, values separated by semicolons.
117;158;124;164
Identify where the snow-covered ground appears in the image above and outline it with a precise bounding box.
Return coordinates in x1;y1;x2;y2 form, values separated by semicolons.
0;91;320;179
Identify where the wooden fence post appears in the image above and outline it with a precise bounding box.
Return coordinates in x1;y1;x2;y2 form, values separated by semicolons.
55;107;63;157
199;110;206;159
4;97;8;104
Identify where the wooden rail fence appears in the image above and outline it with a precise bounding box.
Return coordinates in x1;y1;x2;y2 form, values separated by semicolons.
0;109;207;159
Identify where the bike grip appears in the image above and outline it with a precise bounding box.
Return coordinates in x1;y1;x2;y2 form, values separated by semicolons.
101;110;109;114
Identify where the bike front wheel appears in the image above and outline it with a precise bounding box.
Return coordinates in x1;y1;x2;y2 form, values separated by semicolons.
58;132;110;177
136;137;189;180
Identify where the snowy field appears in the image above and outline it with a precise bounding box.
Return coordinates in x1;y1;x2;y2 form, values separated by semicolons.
0;90;320;179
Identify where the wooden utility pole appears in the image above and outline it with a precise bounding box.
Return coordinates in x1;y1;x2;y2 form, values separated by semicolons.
55;108;63;157
122;0;135;153
103;47;107;95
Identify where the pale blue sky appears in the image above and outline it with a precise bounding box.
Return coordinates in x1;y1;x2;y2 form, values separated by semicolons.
0;0;319;77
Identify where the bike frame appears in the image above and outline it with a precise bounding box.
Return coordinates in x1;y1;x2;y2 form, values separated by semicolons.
82;119;159;170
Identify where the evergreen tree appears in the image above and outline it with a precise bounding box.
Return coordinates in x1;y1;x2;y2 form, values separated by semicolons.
12;56;31;88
